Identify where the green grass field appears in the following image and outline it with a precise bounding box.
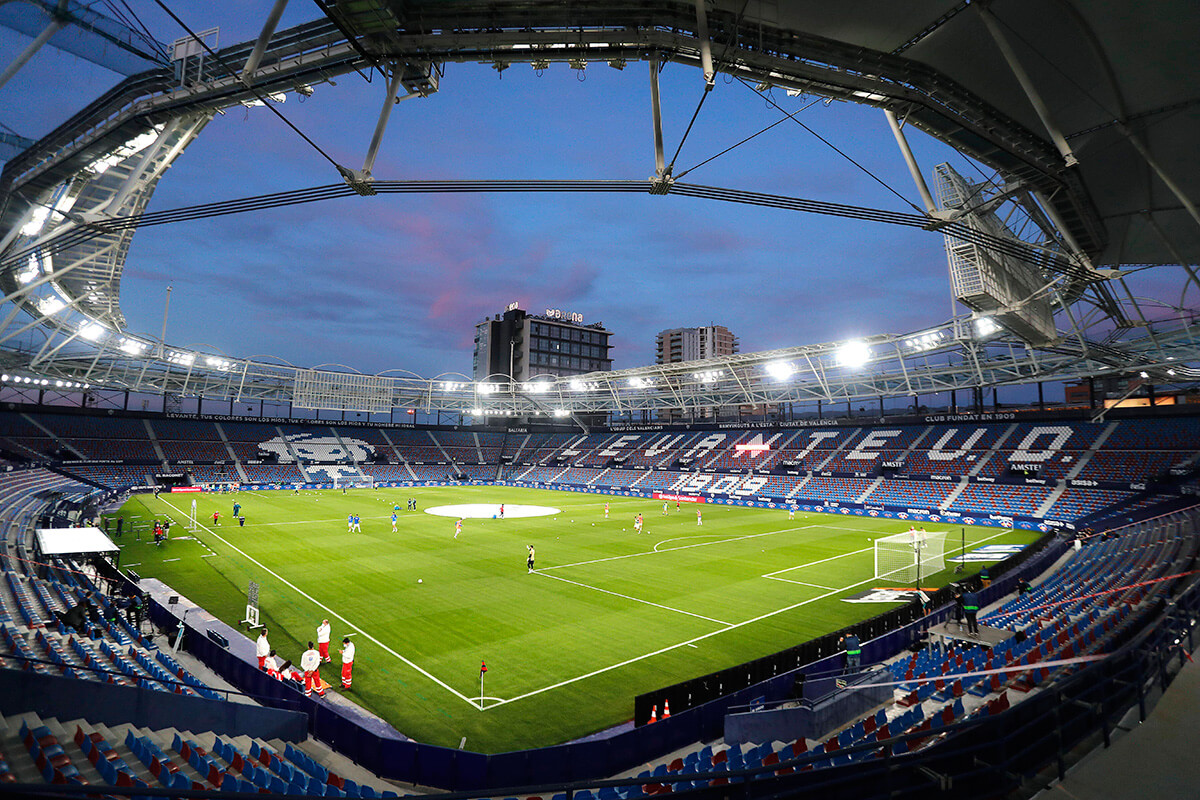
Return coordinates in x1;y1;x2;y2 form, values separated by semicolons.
108;486;1038;752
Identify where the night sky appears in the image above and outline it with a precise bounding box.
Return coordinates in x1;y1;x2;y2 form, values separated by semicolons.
2;2;975;379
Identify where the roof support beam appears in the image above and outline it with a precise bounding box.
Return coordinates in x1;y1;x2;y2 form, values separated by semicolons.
884;109;937;215
649;55;668;183
693;0;714;86
0;9;65;92
241;0;290;85
976;5;1078;168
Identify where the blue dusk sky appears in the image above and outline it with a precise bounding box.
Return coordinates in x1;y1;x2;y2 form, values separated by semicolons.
2;2;976;379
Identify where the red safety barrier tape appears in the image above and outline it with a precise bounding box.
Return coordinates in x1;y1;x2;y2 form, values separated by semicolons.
986;569;1200;622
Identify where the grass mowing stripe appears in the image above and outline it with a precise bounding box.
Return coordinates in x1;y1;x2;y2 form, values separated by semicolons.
533;570;734;626
485;527;1016;710
544;524;821;571
158;497;481;709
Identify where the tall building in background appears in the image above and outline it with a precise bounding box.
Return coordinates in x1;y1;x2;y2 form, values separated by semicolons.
655;325;739;364
473;304;612;382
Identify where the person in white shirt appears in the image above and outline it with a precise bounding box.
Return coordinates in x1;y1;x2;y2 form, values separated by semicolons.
256;629;270;670
301;642;324;697
339;637;355;689
264;649;281;680
316;619;331;662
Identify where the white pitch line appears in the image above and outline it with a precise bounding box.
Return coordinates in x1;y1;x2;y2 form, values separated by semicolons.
542;525;821;571
158;498;480;709
762;546;874;578
534;571;733;626
483;528;1016;710
767;577;836;590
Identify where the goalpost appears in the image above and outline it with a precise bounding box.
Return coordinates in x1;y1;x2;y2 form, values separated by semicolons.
875;529;947;582
333;475;375;490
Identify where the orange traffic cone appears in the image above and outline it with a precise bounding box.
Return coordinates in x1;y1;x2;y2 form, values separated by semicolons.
662;700;671;719
648;704;657;724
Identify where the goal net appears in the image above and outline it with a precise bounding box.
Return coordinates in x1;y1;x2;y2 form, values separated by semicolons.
333;475;375;490
875;529;946;581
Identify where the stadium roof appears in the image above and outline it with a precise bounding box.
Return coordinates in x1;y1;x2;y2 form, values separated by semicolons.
0;0;1196;416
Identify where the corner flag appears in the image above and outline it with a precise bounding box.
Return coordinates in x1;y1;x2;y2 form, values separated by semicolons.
480;661;487;675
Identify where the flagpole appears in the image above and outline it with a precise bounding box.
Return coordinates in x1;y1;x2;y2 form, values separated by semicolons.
479;670;484;709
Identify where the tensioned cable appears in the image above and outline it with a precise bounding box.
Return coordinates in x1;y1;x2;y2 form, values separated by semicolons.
0;180;1092;282
738;77;926;215
152;0;342;169
675;96;823;180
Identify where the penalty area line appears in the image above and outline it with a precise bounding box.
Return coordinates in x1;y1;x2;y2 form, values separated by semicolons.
158;498;480;709
483;528;1016;712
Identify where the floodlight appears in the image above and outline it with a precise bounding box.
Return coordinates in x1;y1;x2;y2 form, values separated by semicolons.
119;338;147;355
974;317;1001;338
471;407;482;415
628;377;647;388
837;340;872;368
553;409;569;417
524;380;551;394
477;382;499;395
78;322;106;341
1168;369;1177;376
0;375;6;381
569;379;584;392
36;296;65;316
168;350;195;366
765;361;794;380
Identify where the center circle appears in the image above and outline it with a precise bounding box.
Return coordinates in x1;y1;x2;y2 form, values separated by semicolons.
424;503;561;519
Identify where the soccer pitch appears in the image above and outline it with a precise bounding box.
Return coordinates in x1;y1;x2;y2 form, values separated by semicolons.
110;486;1038;752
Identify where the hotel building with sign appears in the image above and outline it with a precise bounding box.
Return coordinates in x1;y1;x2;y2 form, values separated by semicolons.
472;304;613;382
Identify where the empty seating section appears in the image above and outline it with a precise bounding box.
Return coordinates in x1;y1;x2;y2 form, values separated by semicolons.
1046;488;1134;520
757;474;808;497
555;467;605;485
901;424;1007;476
952;484;1053;517
821;427;928;473
973;422;1105;480
63;465;153;488
457;465;495;481
360;464;412;481
774;428;858;471
187;465;241;483
515;466;565;483
240;465;303;483
594;469;649;488
477;431;504;463
1079;450;1184;481
156;440;230;461
219;422;280;462
1105;417;1200;449
407;465;456;481
800;476;875;503
635;471;686;492
0;710;400;797
868;479;956;509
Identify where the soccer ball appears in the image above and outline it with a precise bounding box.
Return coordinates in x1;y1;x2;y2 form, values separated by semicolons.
417;579;423;584
591;523;595;526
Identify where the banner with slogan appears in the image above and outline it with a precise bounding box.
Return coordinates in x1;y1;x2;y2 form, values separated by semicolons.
653;493;706;504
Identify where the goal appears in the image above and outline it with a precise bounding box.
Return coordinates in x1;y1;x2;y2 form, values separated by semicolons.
333;475;375;490
875;529;947;582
